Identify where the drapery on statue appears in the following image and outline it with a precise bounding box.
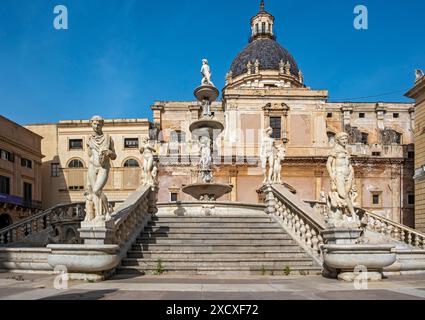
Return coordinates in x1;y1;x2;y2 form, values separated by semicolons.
260;127;286;184
326;132;360;228
140;137;158;187
201;59;214;86
84;116;117;223
416;69;424;82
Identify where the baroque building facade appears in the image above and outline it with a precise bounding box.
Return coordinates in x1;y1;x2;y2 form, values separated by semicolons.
26;3;415;227
406;70;425;232
0;116;43;228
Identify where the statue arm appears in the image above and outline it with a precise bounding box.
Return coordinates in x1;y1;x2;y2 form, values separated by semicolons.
108;138;117;161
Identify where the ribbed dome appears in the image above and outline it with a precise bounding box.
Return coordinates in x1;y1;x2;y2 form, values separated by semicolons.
229;38;299;78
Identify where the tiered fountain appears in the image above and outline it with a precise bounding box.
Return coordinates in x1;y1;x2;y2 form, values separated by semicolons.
182;59;233;201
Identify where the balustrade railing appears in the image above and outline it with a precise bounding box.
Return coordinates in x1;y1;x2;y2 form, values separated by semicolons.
0;202;85;245
306;200;425;249
261;185;327;260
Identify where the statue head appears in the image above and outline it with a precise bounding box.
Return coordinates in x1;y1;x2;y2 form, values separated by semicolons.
202;59;208;65
90;115;105;134
265;127;273;137
335;132;349;147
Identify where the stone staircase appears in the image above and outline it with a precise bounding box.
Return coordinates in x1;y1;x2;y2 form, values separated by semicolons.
117;214;322;276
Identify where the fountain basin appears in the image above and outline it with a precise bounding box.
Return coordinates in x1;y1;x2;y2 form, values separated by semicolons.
189;119;224;138
194;85;219;102
322;244;396;281
182;183;233;201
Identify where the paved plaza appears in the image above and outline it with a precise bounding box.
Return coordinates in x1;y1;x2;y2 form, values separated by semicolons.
0;272;424;300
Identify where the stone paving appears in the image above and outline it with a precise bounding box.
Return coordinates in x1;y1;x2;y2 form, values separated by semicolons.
0;271;424;300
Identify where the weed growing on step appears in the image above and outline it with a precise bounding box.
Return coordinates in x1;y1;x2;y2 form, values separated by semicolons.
155;259;165;275
261;265;267;276
283;266;291;276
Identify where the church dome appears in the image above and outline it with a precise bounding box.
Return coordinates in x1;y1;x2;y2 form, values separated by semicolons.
229;38;300;78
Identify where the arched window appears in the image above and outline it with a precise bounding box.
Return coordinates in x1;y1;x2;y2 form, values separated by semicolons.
123;159;140;168
170;131;186;143
327;132;336;144
0;213;12;230
68;159;84;168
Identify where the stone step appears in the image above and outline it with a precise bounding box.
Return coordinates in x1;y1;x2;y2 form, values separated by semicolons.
135;238;296;245
121;258;315;268
127;250;309;259
148;222;279;228
144;227;282;233
132;244;300;251
139;233;292;240
116;266;322;276
151;217;274;223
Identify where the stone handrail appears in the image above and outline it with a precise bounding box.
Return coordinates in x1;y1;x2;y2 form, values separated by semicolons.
109;185;157;253
47;185;158;281
357;207;425;249
0;202;86;245
306;200;425;249
260;184;327;261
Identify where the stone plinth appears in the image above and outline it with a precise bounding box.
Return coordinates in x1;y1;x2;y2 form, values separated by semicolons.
321;228;363;245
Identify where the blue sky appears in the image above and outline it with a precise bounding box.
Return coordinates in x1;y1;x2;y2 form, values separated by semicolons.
0;0;424;125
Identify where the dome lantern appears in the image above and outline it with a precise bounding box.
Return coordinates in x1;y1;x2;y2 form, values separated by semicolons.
250;0;276;43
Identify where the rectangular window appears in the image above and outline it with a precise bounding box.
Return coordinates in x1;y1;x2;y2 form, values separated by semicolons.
372;152;381;157
372;193;381;206
327;113;333;118
262;22;266;33
23;182;32;206
408;194;415;206
359;113;365;119
361;133;369;145
393;113;400;119
270;117;282;140
0;176;10;195
51;163;60;177
124;138;139;149
69;139;83;150
0;149;14;162
171;193;178;202
21;158;32;169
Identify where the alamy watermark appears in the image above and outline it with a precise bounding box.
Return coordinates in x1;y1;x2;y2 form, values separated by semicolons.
53;5;68;30
53;265;69;290
354;5;368;30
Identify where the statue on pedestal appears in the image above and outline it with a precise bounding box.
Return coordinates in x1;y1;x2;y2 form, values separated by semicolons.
140;137;158;187
261;127;276;184
84;116;117;223
326;132;360;228
201;59;214;86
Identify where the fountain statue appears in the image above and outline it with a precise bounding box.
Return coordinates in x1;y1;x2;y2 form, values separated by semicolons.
140;137;158;188
260;127;286;184
201;59;214;86
182;59;232;203
325;132;360;228
84;116;117;224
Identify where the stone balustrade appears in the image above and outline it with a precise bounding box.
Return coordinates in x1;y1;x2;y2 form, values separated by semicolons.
260;184;327;261
306;200;425;249
47;185;158;281
0;202;86;246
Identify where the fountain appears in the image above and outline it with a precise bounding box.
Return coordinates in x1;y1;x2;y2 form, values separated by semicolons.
182;59;233;201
